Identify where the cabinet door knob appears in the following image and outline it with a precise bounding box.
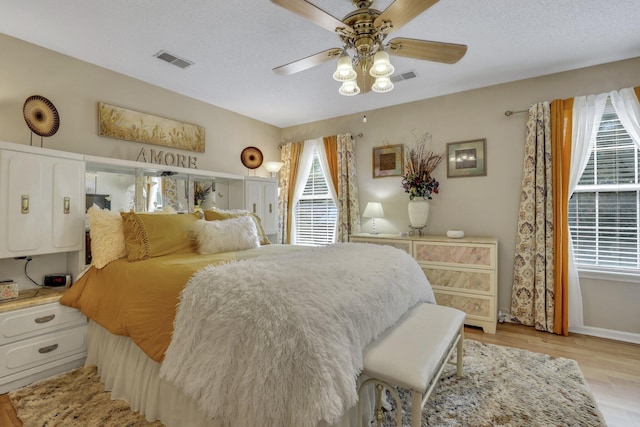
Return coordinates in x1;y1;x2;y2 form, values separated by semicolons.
269;203;273;214
21;195;29;214
252;203;257;213
35;314;56;324
63;196;71;214
38;343;59;354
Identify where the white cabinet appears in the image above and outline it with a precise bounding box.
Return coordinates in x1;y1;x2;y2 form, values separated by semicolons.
350;234;499;334
0;300;87;393
230;177;278;235
0;147;84;258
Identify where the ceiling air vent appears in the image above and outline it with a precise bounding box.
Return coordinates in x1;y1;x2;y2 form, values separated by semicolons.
154;50;194;69
390;70;418;83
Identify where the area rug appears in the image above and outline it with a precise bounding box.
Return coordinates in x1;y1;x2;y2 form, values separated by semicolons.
9;340;605;427
383;340;606;427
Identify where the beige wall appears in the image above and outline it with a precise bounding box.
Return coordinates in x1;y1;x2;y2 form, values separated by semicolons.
0;33;281;175
282;57;640;336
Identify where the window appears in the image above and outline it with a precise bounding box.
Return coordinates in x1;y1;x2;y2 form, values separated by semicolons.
294;149;337;246
569;99;640;272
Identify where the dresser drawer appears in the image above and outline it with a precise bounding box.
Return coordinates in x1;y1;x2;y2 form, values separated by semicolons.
0;323;87;378
434;290;495;322
0;302;86;346
422;266;495;295
350;237;412;255
413;241;495;269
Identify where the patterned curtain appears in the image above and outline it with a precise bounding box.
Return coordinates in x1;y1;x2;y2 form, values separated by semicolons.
323;134;362;242
336;134;361;241
511;102;556;332
277;141;304;244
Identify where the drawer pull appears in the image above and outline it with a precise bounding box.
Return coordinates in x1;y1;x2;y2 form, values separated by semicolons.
35;314;56;324
38;344;59;354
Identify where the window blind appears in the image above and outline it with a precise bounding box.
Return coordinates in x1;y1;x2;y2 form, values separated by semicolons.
294;150;337;246
569;99;640;271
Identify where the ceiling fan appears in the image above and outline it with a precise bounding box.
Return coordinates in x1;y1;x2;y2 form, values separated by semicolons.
270;0;467;96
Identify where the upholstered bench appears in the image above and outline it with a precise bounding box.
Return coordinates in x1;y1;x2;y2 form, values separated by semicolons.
358;303;466;427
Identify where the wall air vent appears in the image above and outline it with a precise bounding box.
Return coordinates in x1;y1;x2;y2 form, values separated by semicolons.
390;70;418;83
154;50;194;69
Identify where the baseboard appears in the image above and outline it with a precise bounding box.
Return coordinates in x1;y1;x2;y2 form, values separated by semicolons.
569;325;640;345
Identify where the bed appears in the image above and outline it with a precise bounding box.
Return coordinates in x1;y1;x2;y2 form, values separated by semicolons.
60;207;437;427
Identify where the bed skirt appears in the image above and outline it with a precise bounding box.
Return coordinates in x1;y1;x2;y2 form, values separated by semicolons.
86;320;375;427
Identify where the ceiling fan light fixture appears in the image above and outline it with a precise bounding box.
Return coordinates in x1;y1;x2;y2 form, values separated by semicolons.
333;54;357;82
339;79;360;96
369;50;395;78
372;76;394;93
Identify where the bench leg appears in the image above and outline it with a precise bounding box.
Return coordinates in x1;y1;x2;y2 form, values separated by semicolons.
456;327;464;378
410;391;422;427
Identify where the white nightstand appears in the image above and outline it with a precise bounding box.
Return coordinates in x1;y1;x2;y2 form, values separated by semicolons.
0;288;87;393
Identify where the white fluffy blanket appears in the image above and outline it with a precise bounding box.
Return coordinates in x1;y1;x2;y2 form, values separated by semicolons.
160;243;435;427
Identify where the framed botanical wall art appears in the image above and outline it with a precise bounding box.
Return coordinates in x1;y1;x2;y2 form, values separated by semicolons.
372;144;404;178
446;139;487;178
98;102;205;153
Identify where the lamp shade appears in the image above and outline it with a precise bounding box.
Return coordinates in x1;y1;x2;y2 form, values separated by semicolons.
369;51;395;78
372;76;394;93
339;79;360;96
263;161;284;174
362;202;384;218
332;54;357;82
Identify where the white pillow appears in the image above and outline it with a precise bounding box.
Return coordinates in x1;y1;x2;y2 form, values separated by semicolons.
193;216;260;254
87;204;127;268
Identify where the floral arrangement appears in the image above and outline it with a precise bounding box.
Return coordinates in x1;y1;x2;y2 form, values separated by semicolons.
194;182;213;204
401;132;445;200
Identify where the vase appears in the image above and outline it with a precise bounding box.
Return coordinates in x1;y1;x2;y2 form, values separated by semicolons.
408;199;430;228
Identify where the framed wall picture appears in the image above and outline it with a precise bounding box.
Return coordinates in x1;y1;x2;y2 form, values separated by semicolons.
446;139;487;178
372;144;404;178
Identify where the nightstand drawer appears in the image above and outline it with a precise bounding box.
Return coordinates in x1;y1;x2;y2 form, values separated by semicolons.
413;241;495;269
0;302;86;346
422;266;494;295
0;323;87;378
434;290;495;321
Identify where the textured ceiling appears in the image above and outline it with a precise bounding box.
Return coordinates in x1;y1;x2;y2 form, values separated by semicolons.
1;0;639;128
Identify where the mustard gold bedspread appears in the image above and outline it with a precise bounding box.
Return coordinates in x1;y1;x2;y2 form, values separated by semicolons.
60;245;301;363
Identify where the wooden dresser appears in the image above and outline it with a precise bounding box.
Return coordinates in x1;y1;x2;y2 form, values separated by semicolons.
350;234;498;333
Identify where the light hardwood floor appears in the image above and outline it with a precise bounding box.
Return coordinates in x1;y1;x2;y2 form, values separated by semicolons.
1;322;639;427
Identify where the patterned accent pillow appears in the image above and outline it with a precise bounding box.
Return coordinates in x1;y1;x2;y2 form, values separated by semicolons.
120;211;201;261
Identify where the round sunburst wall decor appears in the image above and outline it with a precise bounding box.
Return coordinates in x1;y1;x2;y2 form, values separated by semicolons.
240;146;263;169
23;95;60;137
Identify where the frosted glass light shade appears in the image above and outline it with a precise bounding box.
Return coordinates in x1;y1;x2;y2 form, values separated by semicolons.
362;202;384;218
339;79;360;96
332;55;357;82
263;161;284;177
369;51;395;78
372;76;394;93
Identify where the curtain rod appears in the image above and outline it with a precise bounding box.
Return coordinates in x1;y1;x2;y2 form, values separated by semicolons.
504;109;528;117
278;133;363;149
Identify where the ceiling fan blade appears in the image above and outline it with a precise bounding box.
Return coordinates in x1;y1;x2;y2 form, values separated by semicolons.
273;48;342;76
388;37;467;64
374;0;439;33
270;0;353;34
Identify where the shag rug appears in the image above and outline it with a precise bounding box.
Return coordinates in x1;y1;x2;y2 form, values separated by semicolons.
8;340;605;427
